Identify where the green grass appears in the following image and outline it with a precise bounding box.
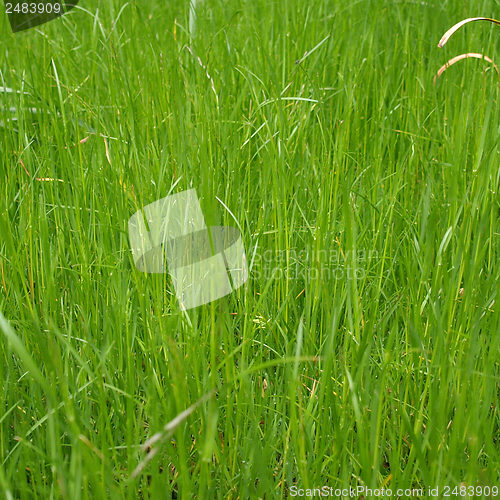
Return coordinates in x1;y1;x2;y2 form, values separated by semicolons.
0;0;499;497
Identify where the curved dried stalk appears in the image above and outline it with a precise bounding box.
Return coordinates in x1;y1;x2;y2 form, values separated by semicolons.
433;52;500;84
438;17;500;48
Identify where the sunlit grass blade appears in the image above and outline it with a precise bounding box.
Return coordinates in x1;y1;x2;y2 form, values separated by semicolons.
433;52;500;84
438;17;500;47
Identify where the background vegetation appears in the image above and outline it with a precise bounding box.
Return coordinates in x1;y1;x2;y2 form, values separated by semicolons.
0;0;498;497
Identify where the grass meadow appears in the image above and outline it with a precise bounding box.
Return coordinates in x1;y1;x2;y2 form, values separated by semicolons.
0;0;499;497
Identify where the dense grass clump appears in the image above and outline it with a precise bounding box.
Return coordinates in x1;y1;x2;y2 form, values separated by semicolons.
0;0;498;497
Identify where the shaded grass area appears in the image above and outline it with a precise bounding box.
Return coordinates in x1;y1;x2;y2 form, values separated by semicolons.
0;0;498;497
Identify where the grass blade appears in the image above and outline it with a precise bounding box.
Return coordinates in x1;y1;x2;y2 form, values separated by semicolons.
438;17;500;48
433;52;500;84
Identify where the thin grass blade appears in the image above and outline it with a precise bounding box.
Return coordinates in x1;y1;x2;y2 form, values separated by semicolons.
438;17;500;48
433;53;500;84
